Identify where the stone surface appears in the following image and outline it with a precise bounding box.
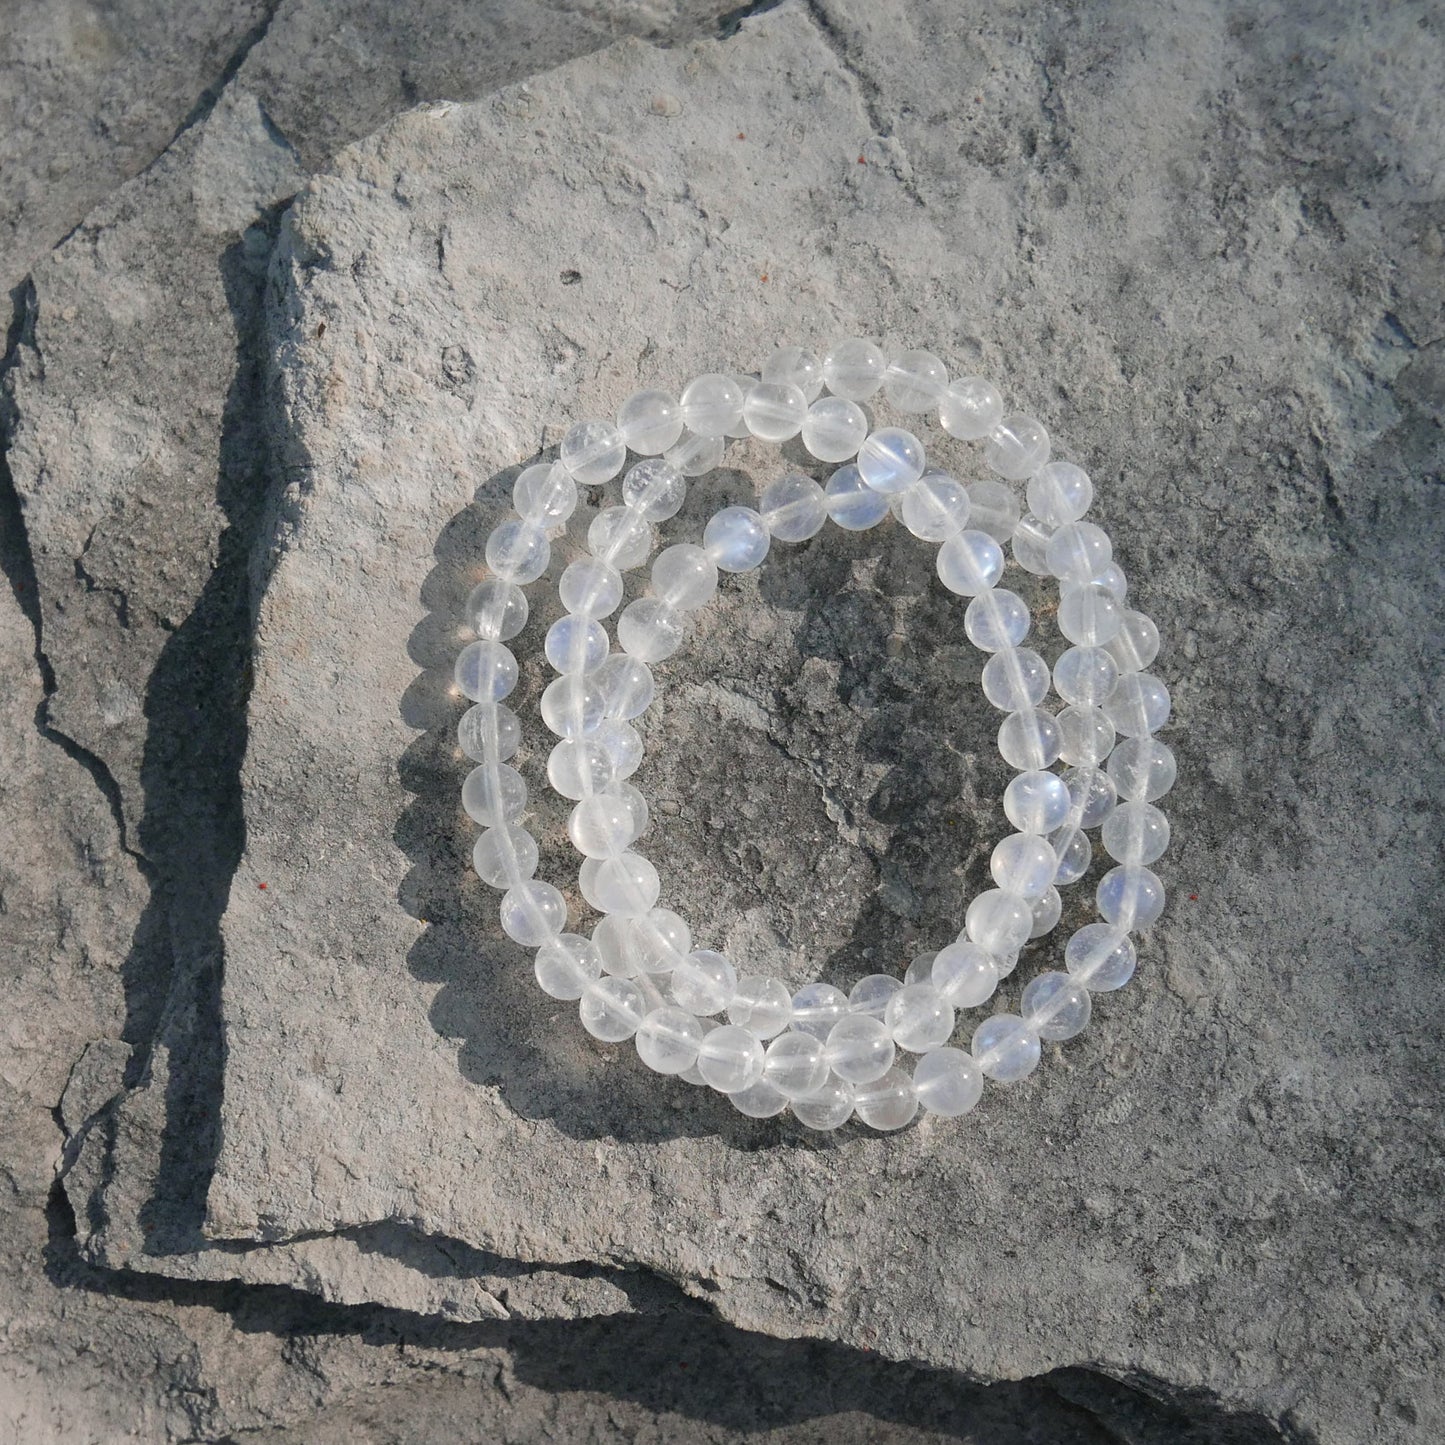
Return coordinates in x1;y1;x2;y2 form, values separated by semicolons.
191;4;1444;1443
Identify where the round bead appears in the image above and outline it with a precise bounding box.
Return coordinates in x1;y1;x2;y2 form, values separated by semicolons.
930;940;1000;1009
1011;512;1055;575
558;557;624;618
617;388;683;455
848;973;903;1020
458;701;521;762
1053;646;1120;707
1030;886;1063;939
1102;801;1171;865
595;654;655;720
998;708;1062;770
885;984;955;1053
1021;971;1092;1041
587;506;653;570
743;381;808;441
704;506;771;572
514;462;577;528
760;473;828;542
982;648;1051;711
964;588;1030;652
824;464;891;530
986;414;1050;480
596;721;643;780
587;851;661;917
636;1007;704;1074
790;982;848;1041
499;879;567;946
857;428;925;494
485;520;550;585
1066;923;1137;991
1058;583;1123;647
801;396;869;462
937;530;1005;596
1103;673;1172;738
1056;705;1117;768
904;952;937;987
762;1032;830;1099
454;640;518;702
990;833;1058;899
912;1047;983;1117
622;457;686;521
547;738;616;800
651;544;718;611
965;889;1033;954
900;472;971;541
853;1067;919;1130
666;431;725;477
1027;462;1093;526
466;578;528;641
618;598;684;663
1050;824;1093;886
763;346;824;401
883;349;947;412
1063;764;1119;828
1097;865;1166;931
1106;610;1161;672
540;675;605;740
727;975;793;1039
534;934;602;1000
791;1076;856;1131
544;615;608;675
1094;562;1128;600
822;337;887;400
1106;737;1178;802
579;976;646;1042
568;791;639;857
697;1024;765;1093
461;762;526;825
671;949;738;1016
730;1078;789;1118
621;909;691;974
965;479;1021;544
971;1013;1041;1082
561;419;626;486
472;824;538;889
1046;521;1112;585
680;373;745;437
938;376;1003;440
824;1014;896;1084
1003;770;1071;834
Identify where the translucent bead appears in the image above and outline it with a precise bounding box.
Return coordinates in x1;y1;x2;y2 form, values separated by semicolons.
1021;971;1092;1041
964;588;1029;652
965;479;1021;544
900;472;970;541
697;1023;765;1093
937;530;1005;596
790;982;848;1040
1102;801;1171;865
540;675;604;741
971;1013;1041;1082
913;1047;983;1117
730;1078;789;1118
1011;512;1055;575
618;598;684;663
547;738;616;800
857;428;925;494
466;578;528;641
596;654;655;720
883;349;947;412
792;1076;855;1131
472;824;538;889
1103;673;1171;737
848;973;903;1021
1058;584;1122;648
591;917;645;977
568;791;639;857
671;949;738;1015
1056;705;1117;768
617;388;683;455
462;762;526;825
651;544;717;611
938;376;1003;440
1065;923;1137;990
1046;521;1112;585
485;520;549;584
681;373;745;437
561;419;626;486
743;381;807;441
587;851;661;917
587;506;653;570
545;615;608;675
1105;610;1161;672
535;933;602;1000
1027;462;1092;526
580;976;646;1041
1049;825;1092;886
824;1014;895;1083
1106;737;1177;802
1003;770;1071;834
559;557;623;618
885;983;955;1052
666;431;725;477
1053;646;1120;707
455;640;518;702
514;461;577;528
596;720;643;780
986;414;1050;480
762;1032;830;1098
622;458;686;521
982;648;1050;711
762;345;824;401
760;474;828;542
822;337;887;400
636;1007;704;1074
1063;764;1118;828
1097;865;1166;930
800;396;868;463
903;952;937;987
726;375;757;437
500;879;567;946
824;464;891;530
727;975;793;1039
990;833;1058;899
853;1067;919;1130
1093;562;1128;600
458;701;521;762
1029;886;1062;939
704;506;771;572
930;940;1000;1008
622;908;691;974
965;889;1033;954
998;708;1062;770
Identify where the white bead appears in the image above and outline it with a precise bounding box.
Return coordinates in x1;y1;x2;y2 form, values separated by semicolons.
617;388;683;455
998;708;1062;770
568;791;639;857
461;762;526;825
857;428;925;494
727;375;756;437
485;520;549;584
1050;824;1092;887
760;473;827;541
1027;461;1092;525
824;1013;895;1083
966;889;1033;953
727;975;793;1038
1058;583;1123;646
547;738;615;800
544;615;608;675
561;419;626;486
824;464;891;530
791;1077;855;1131
680;374;745;437
937;530;1004;596
964;588;1030;652
1097;865;1166;930
513;461;577;527
697;1023;764;1093
1094;562;1128;600
587;506;652;570
971;1013;1041;1082
1056;704;1117;768
965;479;1021;544
900;472;970;541
472;824;538;889
466;578;528;640
499;879;567;946
622;457;686;521
1021;971;1092;1041
455;640;518;702
1106;610;1161;672
1003;770;1071;834
457;701;521;762
986;414;1050;480
704;506;770;572
904;952;937;987
651;544;718;611
1053;646;1120;707
853;1067;919;1130
1106;737;1177;802
636;1007;704;1074
1029;886;1063;938
912;1048;983;1117
1063;764;1119;828
621;908;692;974
1011;512;1055;575
1103;672;1172;737
671;949;738;1015
938;376;1003;439
586;851;661;917
762;1032;830;1098
1046;521;1112;584
884;349;947;412
801;396;868;462
848;972;903;1020
1065;923;1136;991
885;983;955;1052
990;833;1058;899
743;381;807;441
762;345;824;401
540;675;604;740
982;648;1050;711
596;654;655;720
822;337;887;400
618;598;684;663
665;431;725;477
596;721;643;780
535;934;602;1000
579;976;646;1041
1102;801;1171;865
730;1078;789;1118
558;557;623;619
930;940;1000;1008
789;982;848;1040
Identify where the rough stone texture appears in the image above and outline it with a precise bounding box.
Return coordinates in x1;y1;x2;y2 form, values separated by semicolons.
188;4;1444;1443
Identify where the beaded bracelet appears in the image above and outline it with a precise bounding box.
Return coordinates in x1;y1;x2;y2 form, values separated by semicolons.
452;341;1174;1132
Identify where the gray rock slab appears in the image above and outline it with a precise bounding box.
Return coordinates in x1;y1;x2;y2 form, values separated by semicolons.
203;4;1444;1442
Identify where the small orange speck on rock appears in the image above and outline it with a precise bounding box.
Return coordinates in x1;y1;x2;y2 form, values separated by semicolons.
258;882;268;890
858;154;867;164
1189;893;1199;901
736;131;746;140
760;273;769;283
